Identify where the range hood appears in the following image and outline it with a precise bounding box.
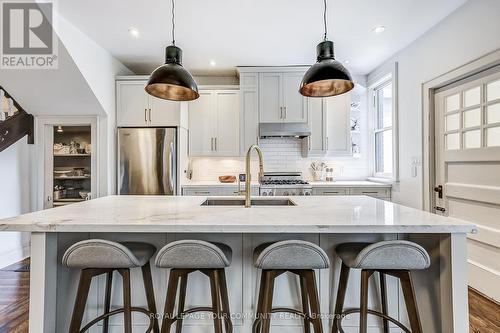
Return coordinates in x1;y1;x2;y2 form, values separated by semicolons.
259;123;311;138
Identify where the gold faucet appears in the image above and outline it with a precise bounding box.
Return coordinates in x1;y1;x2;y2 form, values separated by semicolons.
245;144;264;208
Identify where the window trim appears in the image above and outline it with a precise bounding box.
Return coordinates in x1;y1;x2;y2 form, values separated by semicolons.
368;62;399;181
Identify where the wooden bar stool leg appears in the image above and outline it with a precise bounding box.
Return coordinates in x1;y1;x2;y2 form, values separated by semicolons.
253;270;267;333
303;270;323;333
175;273;188;333
102;271;113;333
217;269;232;333
359;270;373;333
119;269;132;333
379;271;390;333
261;270;276;333
332;263;350;332
69;269;93;333
141;262;160;333
161;270;180;333
209;269;223;333
299;272;310;333
399;271;423;333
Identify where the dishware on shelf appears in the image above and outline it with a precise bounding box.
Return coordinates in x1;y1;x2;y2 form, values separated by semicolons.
76;148;86;154
79;191;90;199
219;175;236;183
54;143;70;155
73;168;85;177
54;170;72;177
84;143;91;154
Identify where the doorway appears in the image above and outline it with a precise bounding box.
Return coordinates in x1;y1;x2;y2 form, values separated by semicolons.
431;65;500;302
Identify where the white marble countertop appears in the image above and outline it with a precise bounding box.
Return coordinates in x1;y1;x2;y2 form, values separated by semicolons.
308;180;392;187
0;195;474;234
181;180;260;187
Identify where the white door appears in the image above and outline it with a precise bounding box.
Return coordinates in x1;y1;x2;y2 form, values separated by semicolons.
325;93;351;155
259;73;282;123
214;91;240;156
149;95;181;126
282;72;308;123
188;92;215;156
434;70;500;302
116;81;149;127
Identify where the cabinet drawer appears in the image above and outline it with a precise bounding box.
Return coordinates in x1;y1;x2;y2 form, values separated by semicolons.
349;188;391;198
312;188;348;196
182;187;219;196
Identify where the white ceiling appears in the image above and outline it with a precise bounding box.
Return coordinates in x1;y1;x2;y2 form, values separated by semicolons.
58;0;467;76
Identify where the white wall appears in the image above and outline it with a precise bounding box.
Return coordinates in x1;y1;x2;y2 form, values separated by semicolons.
368;0;500;209
0;140;32;268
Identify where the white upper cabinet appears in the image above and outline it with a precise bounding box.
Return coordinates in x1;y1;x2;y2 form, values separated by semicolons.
302;93;351;157
259;73;282;123
188;91;214;156
239;73;259;155
188;90;240;157
259;71;308;123
116;80;184;127
325;93;351;155
282;72;308;123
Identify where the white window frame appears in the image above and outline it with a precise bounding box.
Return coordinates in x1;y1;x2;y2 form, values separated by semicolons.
368;62;399;181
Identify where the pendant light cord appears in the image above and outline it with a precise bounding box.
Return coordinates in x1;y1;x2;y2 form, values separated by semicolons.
323;0;328;41
171;0;175;45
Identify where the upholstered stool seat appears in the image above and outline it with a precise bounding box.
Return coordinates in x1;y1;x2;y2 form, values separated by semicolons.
63;240;156;269
253;240;330;333
155;240;232;269
335;240;430;270
333;240;431;333
254;240;330;270
155;240;233;333
63;239;159;333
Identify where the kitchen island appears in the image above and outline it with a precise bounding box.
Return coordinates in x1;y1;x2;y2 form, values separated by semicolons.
1;195;475;333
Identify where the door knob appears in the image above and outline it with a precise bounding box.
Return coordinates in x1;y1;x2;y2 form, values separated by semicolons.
434;185;443;199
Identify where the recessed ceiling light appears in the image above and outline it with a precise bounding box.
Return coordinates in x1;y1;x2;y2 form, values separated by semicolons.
57;126;63;133
344;60;350;64
210;60;216;67
128;27;140;38
372;25;386;33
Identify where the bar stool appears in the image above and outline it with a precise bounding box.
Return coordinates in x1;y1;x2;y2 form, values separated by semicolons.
252;240;330;333
332;240;431;333
155;240;233;333
62;239;160;333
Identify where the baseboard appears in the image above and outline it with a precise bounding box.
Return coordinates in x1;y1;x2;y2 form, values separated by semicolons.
468;260;500;303
0;244;30;269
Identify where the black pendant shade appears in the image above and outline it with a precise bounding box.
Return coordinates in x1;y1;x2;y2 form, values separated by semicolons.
300;41;354;97
145;45;199;101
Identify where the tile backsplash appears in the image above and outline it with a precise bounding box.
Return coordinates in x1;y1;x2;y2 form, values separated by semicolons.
188;137;369;182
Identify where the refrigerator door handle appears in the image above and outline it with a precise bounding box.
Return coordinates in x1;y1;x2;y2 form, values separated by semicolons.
169;141;175;194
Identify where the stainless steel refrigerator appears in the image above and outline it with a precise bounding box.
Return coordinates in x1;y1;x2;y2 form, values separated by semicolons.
118;127;177;195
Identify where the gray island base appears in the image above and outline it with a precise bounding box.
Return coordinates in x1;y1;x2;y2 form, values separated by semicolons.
1;195;475;333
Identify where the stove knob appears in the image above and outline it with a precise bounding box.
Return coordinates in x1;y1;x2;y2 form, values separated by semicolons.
262;191;268;196
298;191;304;196
269;191;274;196
305;191;311;196
283;191;289;196
290;192;296;196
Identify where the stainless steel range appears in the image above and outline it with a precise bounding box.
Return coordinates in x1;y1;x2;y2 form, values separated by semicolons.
259;172;312;196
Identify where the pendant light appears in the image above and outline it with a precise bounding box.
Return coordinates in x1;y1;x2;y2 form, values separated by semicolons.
145;0;199;101
300;0;354;97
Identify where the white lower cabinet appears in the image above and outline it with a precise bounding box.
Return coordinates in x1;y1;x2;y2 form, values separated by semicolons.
182;186;259;196
188;89;240;157
312;187;391;200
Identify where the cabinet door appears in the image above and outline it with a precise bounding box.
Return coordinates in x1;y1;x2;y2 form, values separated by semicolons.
282;72;308;123
188;92;215;156
325;93;351;155
117;81;149;127
149;96;181;126
259;73;282;123
303;97;326;156
240;73;259;155
214;91;240;156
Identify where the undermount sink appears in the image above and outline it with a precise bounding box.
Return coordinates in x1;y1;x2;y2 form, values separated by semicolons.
201;198;296;206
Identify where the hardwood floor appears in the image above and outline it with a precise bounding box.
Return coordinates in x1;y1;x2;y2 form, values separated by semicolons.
0;258;498;332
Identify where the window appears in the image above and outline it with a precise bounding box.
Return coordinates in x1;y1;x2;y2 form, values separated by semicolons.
372;79;395;178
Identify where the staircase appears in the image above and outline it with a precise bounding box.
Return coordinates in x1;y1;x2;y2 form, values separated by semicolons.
0;86;34;152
